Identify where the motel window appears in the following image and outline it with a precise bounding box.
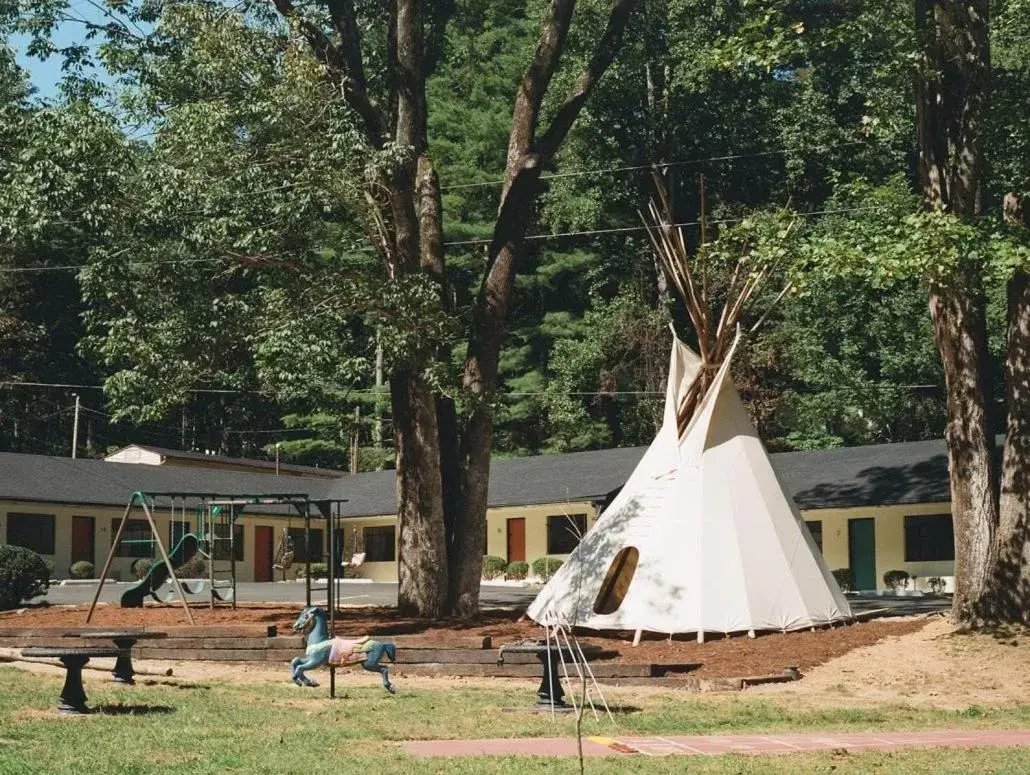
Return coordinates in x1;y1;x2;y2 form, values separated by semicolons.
547;514;587;555
112;518;155;558
363;526;396;563
805;520;823;554
6;513;56;555
287;528;324;564
904;515;954;562
212;523;245;562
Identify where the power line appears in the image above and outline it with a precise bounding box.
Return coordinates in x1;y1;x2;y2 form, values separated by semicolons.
0;138;881;276
0;203;892;275
224;427;323;434
442;204;889;248
439;141;872;191
0;381;258;393
1;379;943;397
0;256;233;275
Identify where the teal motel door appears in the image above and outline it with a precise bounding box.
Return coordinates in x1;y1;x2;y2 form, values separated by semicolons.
848;518;877;591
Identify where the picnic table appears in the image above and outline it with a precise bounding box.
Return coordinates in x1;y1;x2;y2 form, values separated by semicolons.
81;630;168;685
20;646;121;715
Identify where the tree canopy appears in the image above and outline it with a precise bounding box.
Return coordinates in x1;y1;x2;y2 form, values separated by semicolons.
2;0;1030;620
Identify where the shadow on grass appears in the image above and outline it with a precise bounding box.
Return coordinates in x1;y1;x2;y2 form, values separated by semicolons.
94;703;175;716
602;705;642;714
140;680;211;690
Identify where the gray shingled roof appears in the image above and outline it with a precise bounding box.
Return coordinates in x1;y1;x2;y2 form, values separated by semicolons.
0;436;953;517
0;453;335;511
772;438;950;509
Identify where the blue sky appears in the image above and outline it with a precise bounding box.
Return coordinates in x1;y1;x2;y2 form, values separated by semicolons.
9;4;117;101
13;40;71;100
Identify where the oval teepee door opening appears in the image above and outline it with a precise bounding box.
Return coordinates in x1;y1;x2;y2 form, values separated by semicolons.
593;547;639;615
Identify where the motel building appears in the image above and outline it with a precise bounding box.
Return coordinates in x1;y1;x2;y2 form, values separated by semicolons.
0;440;956;592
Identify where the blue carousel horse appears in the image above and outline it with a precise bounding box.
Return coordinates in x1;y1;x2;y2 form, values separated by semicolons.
290;606;397;693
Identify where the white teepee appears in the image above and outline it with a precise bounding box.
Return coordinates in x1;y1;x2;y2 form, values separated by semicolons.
527;331;852;638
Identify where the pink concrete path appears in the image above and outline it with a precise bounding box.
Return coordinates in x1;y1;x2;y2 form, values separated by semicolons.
401;729;1030;758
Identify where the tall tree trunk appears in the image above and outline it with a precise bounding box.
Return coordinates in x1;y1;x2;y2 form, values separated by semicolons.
929;277;998;622
276;0;640;618
391;370;447;616
995;193;1030;623
915;0;997;626
389;0;448;615
644;0;671;305
418;154;464;608
452;177;542;615
448;0;641;617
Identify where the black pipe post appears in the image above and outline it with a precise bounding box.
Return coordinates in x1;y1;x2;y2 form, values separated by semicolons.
304;501;311;607
327;501;335;621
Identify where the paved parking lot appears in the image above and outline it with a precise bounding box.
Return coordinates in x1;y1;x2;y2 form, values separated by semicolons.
37;581;949;616
38;580;541;608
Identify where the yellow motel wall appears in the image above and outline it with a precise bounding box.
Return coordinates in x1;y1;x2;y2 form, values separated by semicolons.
803;501;955;590
0;500;309;583
2;498;955;589
335;515;397;582
484;503;599;563
333;503;603;582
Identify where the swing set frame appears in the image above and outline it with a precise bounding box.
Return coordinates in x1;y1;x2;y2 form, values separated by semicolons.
85;491;349;625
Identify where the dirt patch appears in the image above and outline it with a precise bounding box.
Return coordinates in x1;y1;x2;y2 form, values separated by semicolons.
605;617;929;676
1;603;929;679
0;603;305;629
12;708;76;722
753;615;1030;708
5;613;1026;710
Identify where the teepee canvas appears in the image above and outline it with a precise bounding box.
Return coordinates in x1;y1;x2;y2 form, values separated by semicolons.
527;331;852;638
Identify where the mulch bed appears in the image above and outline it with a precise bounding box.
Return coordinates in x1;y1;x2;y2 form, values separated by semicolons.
0;603;930;678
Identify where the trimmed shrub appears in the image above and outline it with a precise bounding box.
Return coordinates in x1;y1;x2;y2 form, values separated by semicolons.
531;556;564;582
296;562;329;579
69;561;95;580
505;561;529;580
883;569;910;591
131;558;153;581
927;576;946;594
482;556;508;580
43;558;55;578
0;545;50;609
831;568;852;592
176;556;207;579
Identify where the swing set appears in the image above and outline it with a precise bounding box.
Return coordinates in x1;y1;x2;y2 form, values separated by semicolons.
85;491;350;625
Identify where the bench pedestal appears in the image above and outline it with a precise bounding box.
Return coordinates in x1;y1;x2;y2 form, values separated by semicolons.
497;643;577;711
57;655;91;714
111;639;137;685
21;647;121;715
81;630;167;685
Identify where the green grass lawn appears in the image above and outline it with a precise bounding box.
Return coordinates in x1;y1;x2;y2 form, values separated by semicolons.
2;665;1030;774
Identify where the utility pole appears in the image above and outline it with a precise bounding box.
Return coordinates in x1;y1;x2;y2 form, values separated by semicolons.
70;394;80;459
350;406;360;474
275;442;281;476
374;332;384;468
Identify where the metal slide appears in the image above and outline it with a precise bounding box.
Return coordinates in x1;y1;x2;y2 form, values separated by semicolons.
119;534;200;608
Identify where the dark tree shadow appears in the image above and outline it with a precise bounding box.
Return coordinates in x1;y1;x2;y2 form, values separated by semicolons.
94;704;175;716
140;680;210;690
786;446;952;509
